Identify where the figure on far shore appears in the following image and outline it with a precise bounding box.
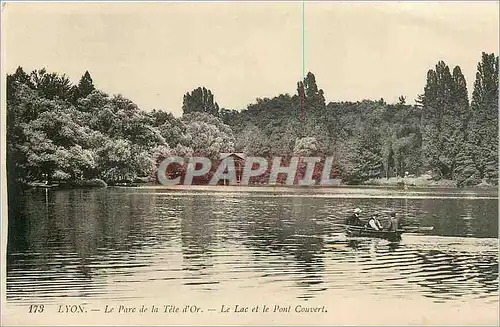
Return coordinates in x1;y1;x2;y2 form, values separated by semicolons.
346;208;363;226
386;212;400;231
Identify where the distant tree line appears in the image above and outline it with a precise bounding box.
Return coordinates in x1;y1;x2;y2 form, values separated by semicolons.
6;52;498;191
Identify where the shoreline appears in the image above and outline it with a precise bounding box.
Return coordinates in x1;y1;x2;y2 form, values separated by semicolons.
25;181;498;192
113;184;499;197
22;175;498;192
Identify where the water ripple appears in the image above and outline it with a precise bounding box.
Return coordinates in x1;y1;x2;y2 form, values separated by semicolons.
6;189;499;306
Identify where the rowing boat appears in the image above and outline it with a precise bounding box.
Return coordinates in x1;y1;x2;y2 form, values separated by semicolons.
345;225;403;242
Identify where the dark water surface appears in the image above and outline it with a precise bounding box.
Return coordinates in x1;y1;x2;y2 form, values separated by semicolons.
6;187;499;306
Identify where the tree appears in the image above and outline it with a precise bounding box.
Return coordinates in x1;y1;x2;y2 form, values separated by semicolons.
7;67;33;100
440;66;472;180
219;108;240;125
293;137;319;156
20;124;59;182
467;52;499;184
420;62;449;175
298;72;326;117
337;122;384;184
56;145;96;180
30;68;74;101
6;59;496;189
453;143;481;187
419;61;472;179
182;112;235;158
96;139;140;182
182;87;220;116
72;70;95;101
123;112;165;148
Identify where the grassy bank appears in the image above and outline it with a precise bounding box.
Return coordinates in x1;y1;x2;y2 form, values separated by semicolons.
363;176;497;188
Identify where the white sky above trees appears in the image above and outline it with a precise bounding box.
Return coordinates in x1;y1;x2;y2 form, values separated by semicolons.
3;2;499;116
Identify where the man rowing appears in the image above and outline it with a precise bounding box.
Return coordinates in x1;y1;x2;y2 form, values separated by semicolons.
345;208;363;226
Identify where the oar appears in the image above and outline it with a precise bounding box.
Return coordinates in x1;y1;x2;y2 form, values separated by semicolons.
401;226;434;232
331;222;434;233
331;223;349;227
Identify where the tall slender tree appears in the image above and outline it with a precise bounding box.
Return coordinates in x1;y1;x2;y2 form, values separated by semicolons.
420;61;473;179
468;52;499;184
442;66;471;179
302;72;326;114
420;62;450;177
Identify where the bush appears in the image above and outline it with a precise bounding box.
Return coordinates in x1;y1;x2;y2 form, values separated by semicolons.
52;170;71;181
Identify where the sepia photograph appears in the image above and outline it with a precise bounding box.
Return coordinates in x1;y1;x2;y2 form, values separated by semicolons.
1;1;499;325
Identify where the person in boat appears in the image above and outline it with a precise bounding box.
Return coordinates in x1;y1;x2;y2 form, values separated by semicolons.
386;212;400;231
366;213;383;231
346;208;363;226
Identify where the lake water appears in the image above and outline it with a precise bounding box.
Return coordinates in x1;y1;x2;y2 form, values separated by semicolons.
5;187;499;325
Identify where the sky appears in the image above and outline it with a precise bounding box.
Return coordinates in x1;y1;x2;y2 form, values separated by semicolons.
2;2;499;116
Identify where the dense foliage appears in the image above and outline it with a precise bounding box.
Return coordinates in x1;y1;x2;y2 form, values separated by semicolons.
6;52;498;189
